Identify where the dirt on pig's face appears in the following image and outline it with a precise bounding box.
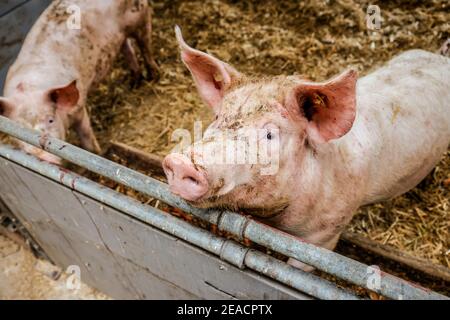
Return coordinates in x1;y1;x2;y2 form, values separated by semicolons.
182;77;307;217
165;28;357;216
0;82;79;164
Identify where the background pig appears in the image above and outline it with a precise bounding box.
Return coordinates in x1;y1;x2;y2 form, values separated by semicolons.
0;0;158;163
163;28;450;269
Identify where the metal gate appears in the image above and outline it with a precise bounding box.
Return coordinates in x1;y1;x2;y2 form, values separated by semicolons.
0;116;447;300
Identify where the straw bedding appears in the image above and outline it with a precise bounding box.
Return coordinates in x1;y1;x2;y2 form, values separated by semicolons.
86;0;449;268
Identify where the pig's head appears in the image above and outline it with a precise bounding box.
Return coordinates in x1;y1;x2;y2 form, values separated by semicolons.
0;80;80;164
163;27;357;217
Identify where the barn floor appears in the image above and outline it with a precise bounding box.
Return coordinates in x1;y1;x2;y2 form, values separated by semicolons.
0;234;108;300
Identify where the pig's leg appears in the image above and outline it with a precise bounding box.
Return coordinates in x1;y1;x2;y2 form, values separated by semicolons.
134;11;159;80
287;259;315;272
122;38;143;87
73;108;101;154
122;39;141;77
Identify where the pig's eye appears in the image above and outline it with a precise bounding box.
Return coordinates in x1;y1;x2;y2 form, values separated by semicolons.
261;123;279;141
48;118;54;124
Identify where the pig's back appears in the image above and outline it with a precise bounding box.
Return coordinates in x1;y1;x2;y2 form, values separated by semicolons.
352;50;450;203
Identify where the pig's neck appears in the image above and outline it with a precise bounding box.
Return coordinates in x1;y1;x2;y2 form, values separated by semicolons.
273;135;370;241
294;143;367;208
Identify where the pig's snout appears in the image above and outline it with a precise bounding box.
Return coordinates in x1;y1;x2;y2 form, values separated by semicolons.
163;153;209;202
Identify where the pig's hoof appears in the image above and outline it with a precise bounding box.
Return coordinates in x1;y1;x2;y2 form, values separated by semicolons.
287;258;315;272
89;143;102;155
145;63;160;82
94;146;102;155
130;74;144;89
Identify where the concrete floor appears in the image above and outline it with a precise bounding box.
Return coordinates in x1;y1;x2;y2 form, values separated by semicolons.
0;234;109;300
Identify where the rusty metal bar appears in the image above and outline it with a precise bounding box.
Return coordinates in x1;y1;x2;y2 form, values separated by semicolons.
0;143;358;300
0;115;447;300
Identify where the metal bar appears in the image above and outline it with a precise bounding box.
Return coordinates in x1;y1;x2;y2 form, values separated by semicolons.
0;144;358;300
244;249;356;300
0;115;447;300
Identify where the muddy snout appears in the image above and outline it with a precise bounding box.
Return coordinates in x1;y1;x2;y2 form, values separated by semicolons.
163;153;209;201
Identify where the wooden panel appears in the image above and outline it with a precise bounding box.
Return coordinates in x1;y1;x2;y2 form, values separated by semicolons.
0;159;79;268
0;158;308;299
0;0;52;93
76;192;302;299
0;197;9;213
0;0;28;17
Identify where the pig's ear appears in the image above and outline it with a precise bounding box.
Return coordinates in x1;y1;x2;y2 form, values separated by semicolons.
175;26;242;113
48;80;80;110
0;97;15;117
287;69;357;144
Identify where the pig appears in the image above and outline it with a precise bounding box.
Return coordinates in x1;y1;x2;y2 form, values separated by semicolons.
0;0;158;164
163;27;450;269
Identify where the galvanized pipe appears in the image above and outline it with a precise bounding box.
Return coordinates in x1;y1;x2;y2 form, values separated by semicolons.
0;115;447;300
0;144;358;300
244;249;353;300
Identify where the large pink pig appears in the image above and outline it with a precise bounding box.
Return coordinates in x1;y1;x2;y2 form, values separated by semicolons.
164;28;450;269
0;0;158;164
